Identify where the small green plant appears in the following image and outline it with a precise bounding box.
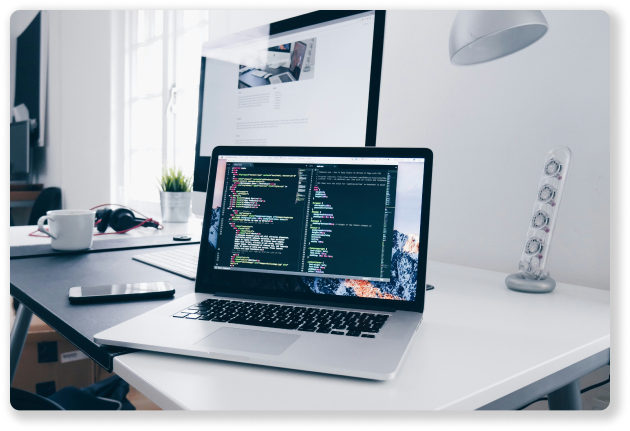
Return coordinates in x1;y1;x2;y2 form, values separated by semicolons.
158;167;192;192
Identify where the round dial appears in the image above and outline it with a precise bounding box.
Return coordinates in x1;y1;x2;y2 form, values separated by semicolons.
531;210;550;229
537;184;556;203
525;237;544;255
544;158;562;176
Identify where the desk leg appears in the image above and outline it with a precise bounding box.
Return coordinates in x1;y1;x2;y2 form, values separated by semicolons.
10;303;33;385
547;380;582;410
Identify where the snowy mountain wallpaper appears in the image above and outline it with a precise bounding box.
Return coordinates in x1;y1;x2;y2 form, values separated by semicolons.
208;158;424;302
302;230;419;301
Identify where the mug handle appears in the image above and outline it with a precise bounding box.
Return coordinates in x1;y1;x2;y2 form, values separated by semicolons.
37;215;57;239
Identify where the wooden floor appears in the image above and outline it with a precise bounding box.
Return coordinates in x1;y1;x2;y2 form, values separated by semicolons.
127;385;162;410
10;298;610;411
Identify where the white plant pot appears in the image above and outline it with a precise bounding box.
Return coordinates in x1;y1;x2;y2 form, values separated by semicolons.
160;191;192;223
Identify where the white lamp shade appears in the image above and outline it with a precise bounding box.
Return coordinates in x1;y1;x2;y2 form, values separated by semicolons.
449;10;549;65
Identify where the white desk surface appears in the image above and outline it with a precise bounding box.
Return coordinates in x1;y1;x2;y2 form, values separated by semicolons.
9;218;203;248
113;261;610;410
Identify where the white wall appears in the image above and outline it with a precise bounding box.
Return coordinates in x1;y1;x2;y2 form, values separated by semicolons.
54;11;114;210
377;11;610;289
10;11;115;210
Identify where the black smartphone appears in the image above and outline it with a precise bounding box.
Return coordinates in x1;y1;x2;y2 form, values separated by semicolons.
68;281;175;304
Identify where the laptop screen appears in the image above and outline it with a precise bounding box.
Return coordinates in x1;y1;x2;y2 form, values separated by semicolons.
207;154;425;302
289;41;307;79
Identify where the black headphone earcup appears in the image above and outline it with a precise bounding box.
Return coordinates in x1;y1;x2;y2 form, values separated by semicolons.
109;208;137;232
96;209;113;233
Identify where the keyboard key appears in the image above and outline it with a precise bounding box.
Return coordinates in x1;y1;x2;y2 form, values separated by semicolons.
361;334;375;338
176;299;386;337
231;318;300;330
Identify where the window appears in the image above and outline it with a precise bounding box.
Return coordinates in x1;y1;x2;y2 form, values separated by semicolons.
123;10;210;214
121;10;303;215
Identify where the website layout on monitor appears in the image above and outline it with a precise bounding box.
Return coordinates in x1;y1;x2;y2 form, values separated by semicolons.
207;155;425;302
199;11;376;157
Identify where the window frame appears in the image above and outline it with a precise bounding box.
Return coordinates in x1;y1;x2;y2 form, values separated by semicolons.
122;10;211;216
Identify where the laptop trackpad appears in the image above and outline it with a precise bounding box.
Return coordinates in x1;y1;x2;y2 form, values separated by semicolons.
194;327;299;355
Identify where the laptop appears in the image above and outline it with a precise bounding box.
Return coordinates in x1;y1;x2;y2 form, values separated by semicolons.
95;146;433;380
269;41;307;84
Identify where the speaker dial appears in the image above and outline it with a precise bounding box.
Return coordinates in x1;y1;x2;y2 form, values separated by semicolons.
524;237;544;255
537;184;556;203
531;210;550;229
544;158;562;176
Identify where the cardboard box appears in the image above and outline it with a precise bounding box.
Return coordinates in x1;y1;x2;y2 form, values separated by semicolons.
11;301;94;396
94;362;114;383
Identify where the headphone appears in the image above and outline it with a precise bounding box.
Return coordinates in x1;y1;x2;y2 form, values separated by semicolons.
94;206;160;233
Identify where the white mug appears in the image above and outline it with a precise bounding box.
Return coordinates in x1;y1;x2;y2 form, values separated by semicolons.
37;209;96;251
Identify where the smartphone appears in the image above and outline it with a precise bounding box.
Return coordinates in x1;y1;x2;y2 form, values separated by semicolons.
68;281;175;304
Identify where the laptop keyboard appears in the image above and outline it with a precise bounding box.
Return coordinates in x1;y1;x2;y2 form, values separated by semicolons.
278;74;293;83
173;298;389;338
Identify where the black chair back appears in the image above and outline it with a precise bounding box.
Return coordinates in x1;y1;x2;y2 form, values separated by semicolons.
10;387;64;410
28;187;62;225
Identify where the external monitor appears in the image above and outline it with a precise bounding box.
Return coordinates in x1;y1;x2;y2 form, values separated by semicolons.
192;10;386;216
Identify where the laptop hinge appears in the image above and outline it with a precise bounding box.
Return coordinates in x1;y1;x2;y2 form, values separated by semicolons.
213;292;397;313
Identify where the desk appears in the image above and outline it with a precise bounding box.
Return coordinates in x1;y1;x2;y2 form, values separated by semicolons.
10;184;43;203
9;218;202;247
9;219;202;376
112;262;609;410
11;224;609;410
238;66;292;88
10;184;43;222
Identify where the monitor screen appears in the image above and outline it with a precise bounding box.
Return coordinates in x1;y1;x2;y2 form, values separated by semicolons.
205;154;425;303
193;11;385;199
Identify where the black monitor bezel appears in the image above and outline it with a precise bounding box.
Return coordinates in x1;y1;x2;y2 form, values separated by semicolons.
193;10;386;193
196;146;432;314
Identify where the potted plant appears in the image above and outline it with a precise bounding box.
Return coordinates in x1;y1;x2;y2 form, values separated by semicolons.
158;167;193;223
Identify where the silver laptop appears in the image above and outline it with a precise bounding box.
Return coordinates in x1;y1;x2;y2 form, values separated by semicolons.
269;41;307;84
95;146;433;380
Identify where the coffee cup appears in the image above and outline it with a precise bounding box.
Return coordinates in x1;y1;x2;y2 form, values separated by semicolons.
37;209;96;251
